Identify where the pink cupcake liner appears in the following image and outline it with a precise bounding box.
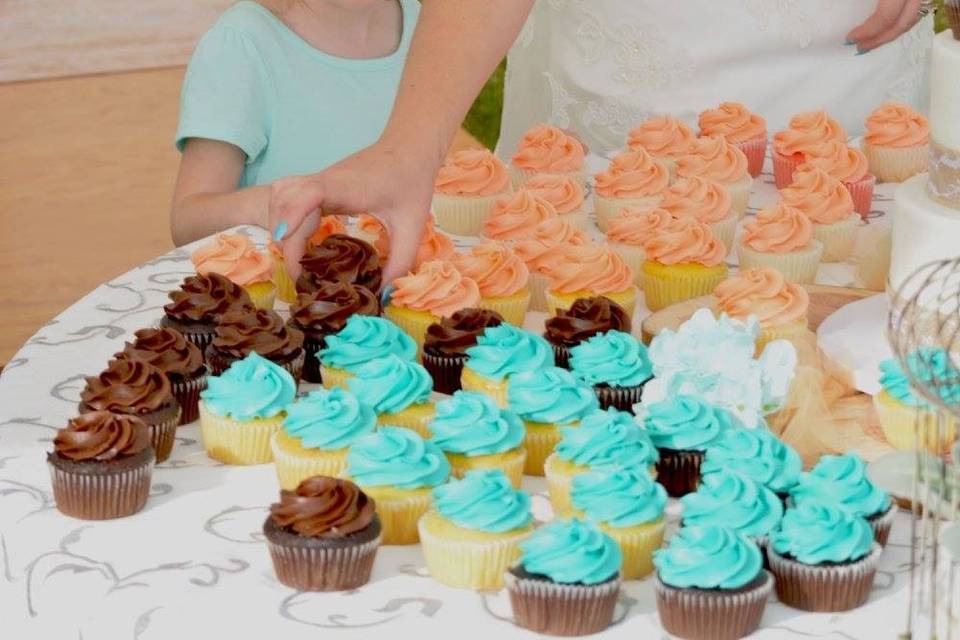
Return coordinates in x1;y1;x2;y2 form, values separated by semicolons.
773;151;803;189
845;174;876;218
734;135;768;179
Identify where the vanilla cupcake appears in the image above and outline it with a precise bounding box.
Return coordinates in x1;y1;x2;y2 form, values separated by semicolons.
862;102;929;183
798;140;875;215
738;201;824;284
509;124;586;188
699;102;768;178
461;324;555;407
348;355;435;439
658;175;736;251
674;136;753;217
772;110;846;189
452;242;530;325
592;149;669;231
191;233;276;309
544;244;638;320
781;167;859;261
523;173;588;230
317;316;416;390
513;218;590;311
605;206;675;283
627;116;697;171
433;149;511;235
714;267;810;350
482;189;558;244
640;218;728;312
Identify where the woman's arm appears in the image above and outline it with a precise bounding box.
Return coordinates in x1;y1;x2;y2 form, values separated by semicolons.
170;138;271;246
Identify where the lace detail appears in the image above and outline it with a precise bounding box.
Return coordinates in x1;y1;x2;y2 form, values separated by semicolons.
544;71;576;130
886;15;933;105
928;139;960;209
739;0;820;48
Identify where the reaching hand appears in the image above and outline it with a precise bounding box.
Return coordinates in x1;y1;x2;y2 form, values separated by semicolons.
847;0;929;54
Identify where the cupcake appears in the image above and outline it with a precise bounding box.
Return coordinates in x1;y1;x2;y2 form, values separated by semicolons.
317;315;416;390
512;217;590;311
680;469;784;550
713;267;810;350
674;136;753;217
48;411;154;520
481;189;558;244
658;175;736;250
524;173;588;230
191;233;276;309
789;453;894;546
592;148;670;232
570;467;667;579
271;388;376;489
544;244;638;320
422;308;504;394
768;502;881;612
306;214;348;248
119;327;206;424
506;518;622;636
700;428;803;499
568;330;652;412
639;395;735;497
198;352;296;464
287;281;380;384
509;124;586;188
205;307;305;383
384;259;481;355
348;355;435;439
79;358;180;463
640;218;728;312
353;213;390;258
452;242;530;325
544;296;632;369
653;525;772;640
412;217;456;269
268;240;298;304
544;407;658;515
263;476;381;591
780;166;859;261
738;201;824;284
772;109;846;189
343;427;451;544
419;469;533;590
605;206;676;282
296;234;383;294
461;323;555;407
796;140;875;215
430;391;527;487
627;115;697;171
160;273;252;352
698;102;768;178
862;102;929;183
433;149;511;235
507;366;599;475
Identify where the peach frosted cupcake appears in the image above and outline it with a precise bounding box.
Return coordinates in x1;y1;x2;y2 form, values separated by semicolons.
698;102;768;178
627;115;697;171
513;218;590;312
714;267;810;350
738;201;823;284
482;189;558;243
605;206;675;283
191;233;276;310
433;149;511;235
384;260;481;356
781;167;859;261
353;213;391;259
640;219;728;311
658;175;736;253
674;136;753;217
307;215;348;248
798;140;875;216
524;173;588;230
862;102;929;183
453;243;530;325
509;124;586;188
544;244;638;320
592;149;669;232
413;218;456;268
772;109;846;188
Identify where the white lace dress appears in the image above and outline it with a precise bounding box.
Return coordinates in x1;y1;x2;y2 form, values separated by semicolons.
499;0;933;157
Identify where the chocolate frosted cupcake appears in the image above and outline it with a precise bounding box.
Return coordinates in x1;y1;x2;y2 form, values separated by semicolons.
264;476;382;591
161;273;253;352
205;307;305;383
568;330;652;413
422;308;503;394
296;234;383;294
48;411;155;520
288;281;381;384
544;296;630;368
80;358;181;463
120;327;206;424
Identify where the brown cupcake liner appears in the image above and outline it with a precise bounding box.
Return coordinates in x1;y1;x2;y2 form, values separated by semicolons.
552;343;572;370
149;402;182;463
767;544;881;612
869;504;895;547
171;371;206;425
654;571;772;640
48;451;155;520
159;316;216;355
594;384;643;414
505;571;621;636
422;350;466;395
205;344;305;386
655;448;704;498
301;335;325;384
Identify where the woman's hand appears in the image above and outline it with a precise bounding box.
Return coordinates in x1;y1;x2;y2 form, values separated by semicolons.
847;0;928;54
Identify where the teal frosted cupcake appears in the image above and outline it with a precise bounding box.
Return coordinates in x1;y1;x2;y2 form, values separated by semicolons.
429;391;527;487
701;428;802;499
681;469;783;551
640;395;736;497
270;388;376;489
348;355;435;439
418;469;533;590
544;407;658;515
653;525;772;640
461;324;555;407
507;366;599;475
789;453;894;546
568;330;653;413
506;518;623;636
318;316;416;389
571;467;667;579
768;503;880;612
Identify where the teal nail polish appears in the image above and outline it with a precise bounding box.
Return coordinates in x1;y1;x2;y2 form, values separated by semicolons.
272;221;288;241
855;49;869;56
844;40;857;46
380;284;395;306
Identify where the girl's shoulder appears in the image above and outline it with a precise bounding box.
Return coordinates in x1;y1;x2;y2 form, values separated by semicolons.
203;1;285;46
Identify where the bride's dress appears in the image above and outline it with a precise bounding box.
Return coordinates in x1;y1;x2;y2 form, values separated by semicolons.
499;0;933;158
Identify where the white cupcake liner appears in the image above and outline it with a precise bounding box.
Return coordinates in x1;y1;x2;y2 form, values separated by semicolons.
813;215;860;262
726;176;753;218
433;192;501;236
505;570;621;636
708;213;738;256
737;240;823;285
654;571;772;639
862;142;929;183
593;193;661;232
767;544;881;612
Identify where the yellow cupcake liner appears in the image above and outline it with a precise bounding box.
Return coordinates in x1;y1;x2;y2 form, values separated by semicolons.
383;304;438;359
862;142;929;183
198;401;283;465
446;448;527;488
546;287;638;321
377;402;436;439
527;271;551;313
270;431;348;489
271;258;298;304
543;454;587;517
593;193;662;232
243;281;277;311
418;510;532;591
873;390;959;454
461;366;509;407
599;518;666;580
756;320;810;354
433;192;501;236
736;241;823;284
812;216;860;262
478;290;531;326
639;261;728;312
609;243;646;287
708;214;738;258
523;420;569;476
349;484;434;545
319;365;355;390
726;176;753;218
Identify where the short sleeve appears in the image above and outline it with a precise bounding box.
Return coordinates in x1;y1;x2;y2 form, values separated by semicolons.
175;26;271;163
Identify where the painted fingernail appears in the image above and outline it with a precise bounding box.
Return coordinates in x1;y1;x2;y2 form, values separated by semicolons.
273;221;288;241
855;49;870;56
380;284;395;306
844;39;857;46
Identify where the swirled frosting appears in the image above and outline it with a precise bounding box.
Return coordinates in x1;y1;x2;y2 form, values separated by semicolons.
345;426;450;489
432;469;532;532
681;470;784;538
212;308;304;360
674;136;749;185
555;407;658;468
571;467;666;527
423;308;503;356
513;221;590;274
390;260;481;318
81;358;173;414
569;330;653;388
878;348;960;408
864;102;929;149
741;202;813;253
627;116;696;158
297;234;382;293
190;233;273;285
483;190;558;241
544;296;631;347
452;243;529;297
269;476;376;538
524;174;585;214
606;206;676;246
289;281;381;340
640;395;734;451
164;273;252;323
701;428;802;494
319;315;416;372
713;267;809;328
798;140;869;183
545;244;635;295
414;218;456;269
507;367;599;425
120;328;204;379
773;110;846;157
200;352;296;420
465;324;554;380
771;503;874;564
54;411;152;461
356;214;391;258
511;125;585;173
644;218;726;267
789;453;891;518
594;149;670;198
780;167;855;224
430;391;525;456
348;355;432;414
306;215;348;248
282;388;376;450
517;518;622;585
435;148;509;196
654;525;762;590
698;102;767;143
658;176;732;224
